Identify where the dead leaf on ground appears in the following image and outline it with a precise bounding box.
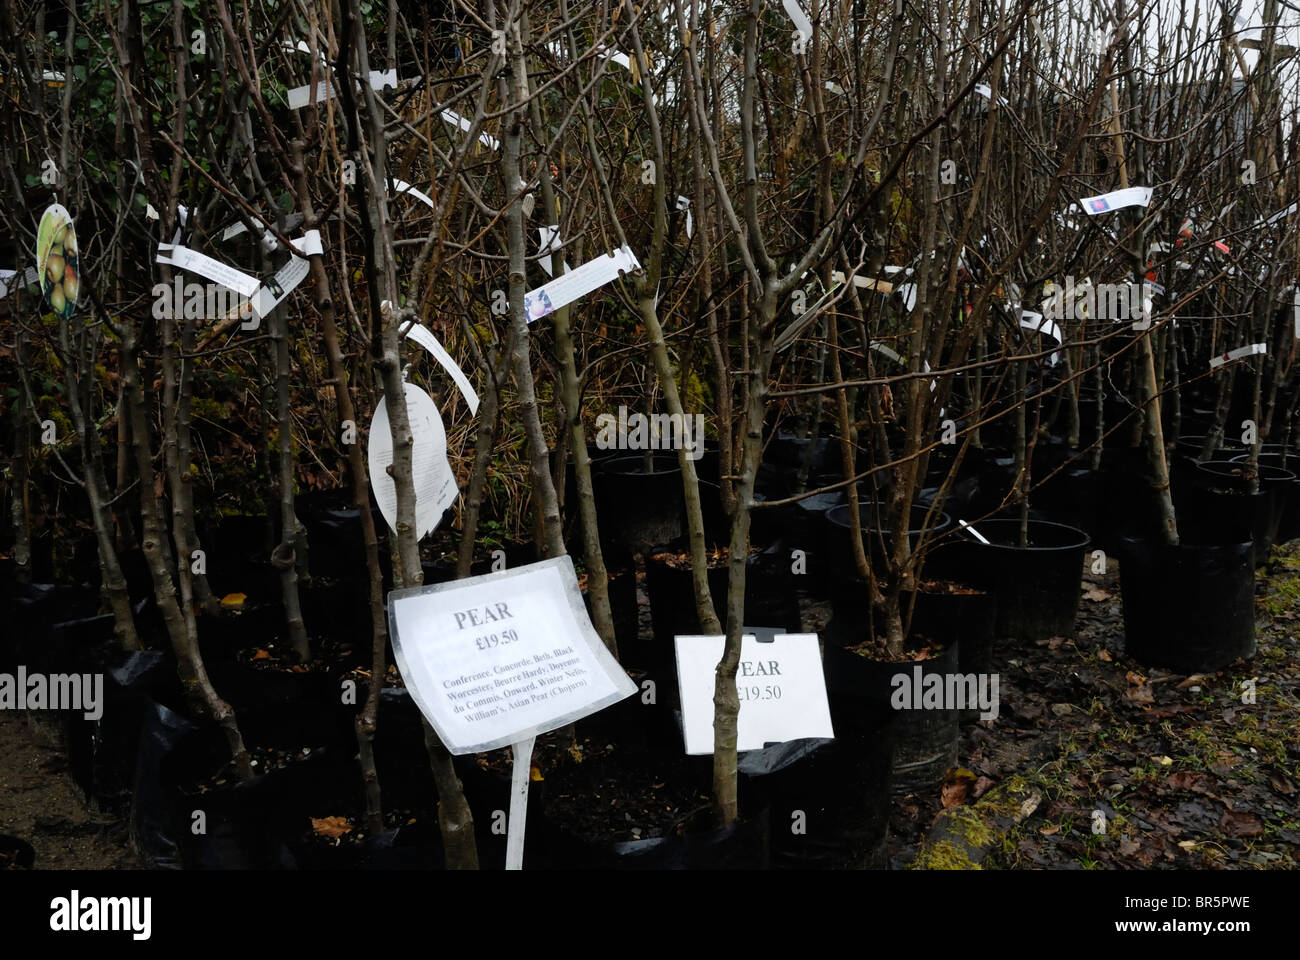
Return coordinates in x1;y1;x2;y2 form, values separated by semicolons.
1125;670;1147;686
1039;823;1061;836
310;816;354;838
1176;674;1207;689
972;776;995;799
1219;810;1264;838
1016;791;1042;821
1270;776;1295;796
1098;649;1113;662
1117;839;1140;856
252;649;271;660
220;592;247;607
941;779;970;808
940;767;976;808
1082;586;1111;602
1168;771;1215;794
1123;684;1154;705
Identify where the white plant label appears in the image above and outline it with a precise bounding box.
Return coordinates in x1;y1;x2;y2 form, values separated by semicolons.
388;555;637;755
675;633;834;755
221;212;305;243
523;244;640;323
156;243;262;298
367;381;457;539
158;230;320;321
676;196;693;239
0;265;39;300
782;0;813;41
1209;342;1267;370
389;178;436;210
400;321;480;416
831;269;893;294
286;68;397;109
440;109;501;151
1076;186;1153;215
537;225;570;277
1019;310;1063;365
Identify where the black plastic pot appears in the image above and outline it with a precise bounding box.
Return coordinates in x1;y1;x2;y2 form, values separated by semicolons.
132;690;364;870
1116;537;1255;672
644;542;803;680
1229;453;1300;543
289;818;447;870
823;503;953;581
539;797;770;869
944;519;1090;643
1180;461;1294;556
594;454;685;555
0;834;35;870
755;712;896;868
901;573;996;722
822;634;959;797
574;667;678;757
580;563;640;664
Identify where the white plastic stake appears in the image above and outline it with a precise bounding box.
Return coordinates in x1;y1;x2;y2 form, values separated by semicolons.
958;519;991;545
505;735;535;870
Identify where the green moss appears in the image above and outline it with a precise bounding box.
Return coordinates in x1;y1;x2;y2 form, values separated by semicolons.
911;839;983;870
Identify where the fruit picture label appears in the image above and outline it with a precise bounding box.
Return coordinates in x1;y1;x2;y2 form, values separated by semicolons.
36;203;80;319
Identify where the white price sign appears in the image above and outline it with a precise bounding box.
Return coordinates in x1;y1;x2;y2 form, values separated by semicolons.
675;633;834;755
389;556;637;755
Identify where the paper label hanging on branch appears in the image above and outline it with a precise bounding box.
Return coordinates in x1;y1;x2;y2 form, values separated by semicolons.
249;250;311;319
0;265;39;300
523;245;640;323
782;0;813;40
1209;342;1266;370
221;212;305;243
400;320;480;416
675;196;693;239
675;633;834;755
1076;186;1153;215
156;243;262;298
1019;310;1063;366
536;225;570;277
367;381;458;539
388;555;637;755
974;82;1010;107
440;109;500;151
286;68;397;109
389;178;436;210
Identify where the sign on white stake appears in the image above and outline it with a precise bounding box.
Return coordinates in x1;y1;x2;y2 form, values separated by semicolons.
389;556;637;869
675;633;834;755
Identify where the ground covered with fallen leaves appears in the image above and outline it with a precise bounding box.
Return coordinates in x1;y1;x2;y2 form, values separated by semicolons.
885;540;1300;870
